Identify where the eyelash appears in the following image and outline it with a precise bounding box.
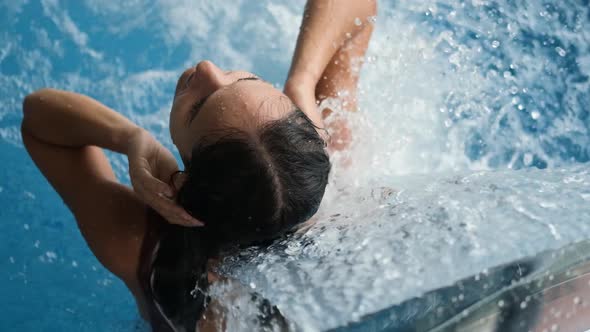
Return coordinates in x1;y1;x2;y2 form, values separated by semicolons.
186;76;260;124
187;96;206;124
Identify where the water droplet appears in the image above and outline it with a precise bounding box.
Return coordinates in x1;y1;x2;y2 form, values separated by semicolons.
520;301;527;309
367;16;377;24
491;40;500;48
354;17;362;26
345;32;352;39
573;296;581;305
531;110;540;120
23;224;29;230
45;251;57;263
249;282;256;289
523;153;533;166
555;47;566;57
498;300;505;307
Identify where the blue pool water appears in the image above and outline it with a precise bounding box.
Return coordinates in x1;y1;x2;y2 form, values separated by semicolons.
1;0;589;331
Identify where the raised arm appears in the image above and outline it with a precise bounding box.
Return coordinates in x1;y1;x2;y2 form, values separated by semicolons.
21;89;202;226
22;89;139;153
285;0;376;150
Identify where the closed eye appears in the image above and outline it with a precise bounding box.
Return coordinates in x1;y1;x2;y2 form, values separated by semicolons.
186;76;261;125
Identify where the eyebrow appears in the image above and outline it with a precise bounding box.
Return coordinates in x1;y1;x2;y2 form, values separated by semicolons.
187;77;263;125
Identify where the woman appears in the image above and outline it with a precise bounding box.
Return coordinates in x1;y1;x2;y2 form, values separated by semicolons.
21;0;376;331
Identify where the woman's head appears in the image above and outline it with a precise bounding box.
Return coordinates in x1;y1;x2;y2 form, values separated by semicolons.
169;60;325;167
169;59;330;239
150;61;331;330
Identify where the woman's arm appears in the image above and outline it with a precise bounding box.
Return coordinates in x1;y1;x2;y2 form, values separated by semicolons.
285;0;376;91
22;89;201;226
22;88;139;153
20;88;198;320
21;89;152;311
285;0;376;110
285;0;376;150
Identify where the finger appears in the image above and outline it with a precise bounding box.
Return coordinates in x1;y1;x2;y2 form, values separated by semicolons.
140;168;174;197
129;165;151;193
154;193;205;227
133;168;203;227
134;168;175;200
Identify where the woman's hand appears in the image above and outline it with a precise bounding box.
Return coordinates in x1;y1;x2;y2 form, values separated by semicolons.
126;128;203;227
284;78;318;119
284;78;351;152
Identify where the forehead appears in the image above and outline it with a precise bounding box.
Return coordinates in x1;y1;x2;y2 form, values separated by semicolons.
190;80;293;138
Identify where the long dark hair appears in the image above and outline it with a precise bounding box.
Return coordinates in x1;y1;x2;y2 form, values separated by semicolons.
149;109;330;331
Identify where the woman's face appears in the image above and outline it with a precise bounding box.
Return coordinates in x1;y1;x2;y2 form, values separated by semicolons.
169;60;292;166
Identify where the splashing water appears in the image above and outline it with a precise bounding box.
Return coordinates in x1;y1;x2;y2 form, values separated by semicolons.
1;0;589;331
218;1;590;330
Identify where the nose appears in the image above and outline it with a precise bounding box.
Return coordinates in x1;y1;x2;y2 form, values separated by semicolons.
194;60;225;90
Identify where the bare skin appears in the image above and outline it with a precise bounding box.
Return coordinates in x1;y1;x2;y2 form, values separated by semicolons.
285;0;376;151
21;0;375;330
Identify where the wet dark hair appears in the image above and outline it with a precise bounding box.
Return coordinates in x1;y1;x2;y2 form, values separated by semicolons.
149;108;330;331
